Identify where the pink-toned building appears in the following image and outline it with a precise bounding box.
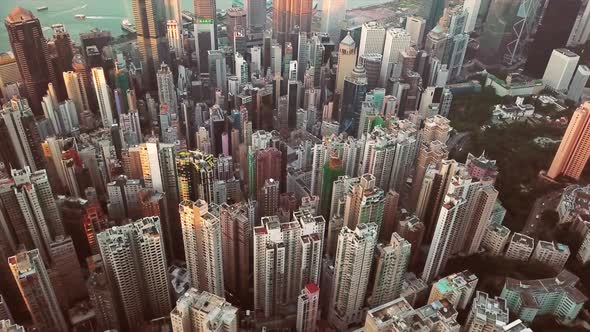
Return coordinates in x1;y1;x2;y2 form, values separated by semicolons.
548;102;590;180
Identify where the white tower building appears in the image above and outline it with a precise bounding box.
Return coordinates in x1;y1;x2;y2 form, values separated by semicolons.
91;67;114;128
542;49;580;91
380;28;411;85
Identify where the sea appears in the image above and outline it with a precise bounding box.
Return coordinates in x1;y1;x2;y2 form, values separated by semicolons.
0;0;390;52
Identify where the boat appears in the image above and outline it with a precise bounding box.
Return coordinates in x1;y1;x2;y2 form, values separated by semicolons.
121;19;136;34
74;14;86;20
37;6;48;11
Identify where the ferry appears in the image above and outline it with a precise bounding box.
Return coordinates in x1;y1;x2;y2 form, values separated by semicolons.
36;6;48;11
74;14;86;20
121;19;136;34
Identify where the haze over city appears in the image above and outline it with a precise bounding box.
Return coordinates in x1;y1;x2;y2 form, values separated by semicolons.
0;0;589;331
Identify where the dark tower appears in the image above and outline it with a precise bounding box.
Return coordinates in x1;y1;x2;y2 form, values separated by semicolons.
5;7;57;116
524;0;581;78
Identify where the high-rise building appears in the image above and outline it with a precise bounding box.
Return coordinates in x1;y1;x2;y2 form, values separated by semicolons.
380;28;411;85
254;212;324;317
426;0;446;32
320;155;345;219
464;291;509;331
569;0;590;46
335;34;357;94
479;0;541;65
340;64;368;135
531;240;571;269
328;223;377;330
463;0;482;32
260;178;280;217
343;173;384;230
525;0;581;78
219;202;254;306
97;217;171;329
133;0;169;86
246;0;266;31
359;22;386;59
157;63;178;112
542;49;580;91
410;140;449;211
8;249;67;332
49;235;87;306
208;50;228;93
321;0;346;43
91;67;114;128
272;0;312;46
0;295;11;322
179;199;225;296
63;71;90;114
170;288;238;332
255;147;282;203
547;102;590;181
5;7;56;116
505;232;535;261
86;254;120;332
421;194;462;282
428;270;479;309
1;99;46;171
296;283;320;332
567;65;590;102
405;16;426;47
368;232;411;307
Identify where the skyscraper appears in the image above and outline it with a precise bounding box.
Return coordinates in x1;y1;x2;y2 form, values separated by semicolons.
296;283;320;332
405;16;426;48
133;0;169;86
524;0;581;78
157;63;178;112
328;223;378;330
343;173;385;230
219;202;254;306
63;71;90;114
97;217;171;329
91;67;114;128
358;22;386;59
246;0;266;31
547;102;590;181
272;0;312;46
426;0;446;32
479;0;541;65
463;0;482;32
380;28;411;85
1;99;46;171
568;65;590;103
179;199;225;296
86;254;120;331
321;0;346;43
8;249;67;332
542;49;580;92
368;232;411;307
254;211;324;317
5;7;56;116
335;34;357;94
320;155;344;219
340;64;368;135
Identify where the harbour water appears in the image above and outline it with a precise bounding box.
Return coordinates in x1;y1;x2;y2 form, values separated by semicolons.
0;0;390;52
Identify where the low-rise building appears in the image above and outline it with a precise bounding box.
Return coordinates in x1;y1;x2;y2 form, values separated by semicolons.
364;297;460;331
400;272;428;307
428;270;478;310
531;240;570;269
505;233;534;261
500;270;587;323
463;291;509;332
481;224;511;256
